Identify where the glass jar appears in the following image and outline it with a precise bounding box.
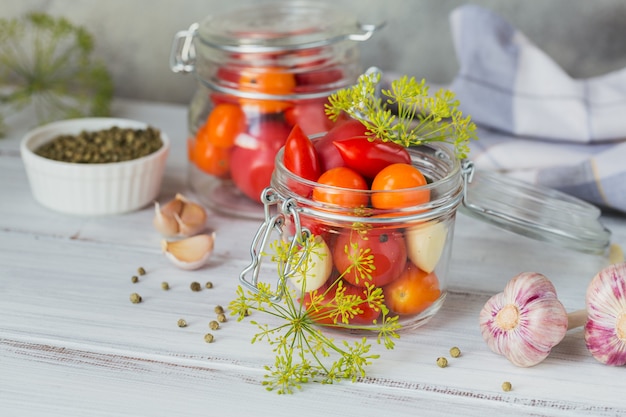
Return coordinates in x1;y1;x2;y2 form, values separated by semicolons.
170;1;382;218
240;141;465;331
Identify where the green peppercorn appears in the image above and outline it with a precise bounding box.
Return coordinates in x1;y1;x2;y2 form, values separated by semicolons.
137;267;146;276
190;282;201;292
450;346;461;358
214;305;224;314
502;381;512;392
209;320;220;330
131;275;139;283
177;319;187;328
205;281;213;289
130;293;142;304
204;333;215;343
217;313;226;323
436;357;448;368
161;281;170;290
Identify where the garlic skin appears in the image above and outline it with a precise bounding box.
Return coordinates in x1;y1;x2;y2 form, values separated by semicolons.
479;272;568;367
153;194;207;237
162;233;215;270
584;262;626;366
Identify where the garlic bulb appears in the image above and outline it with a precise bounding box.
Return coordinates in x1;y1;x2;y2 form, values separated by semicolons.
584;262;626;366
153;194;207;237
162;233;215;270
479;272;569;367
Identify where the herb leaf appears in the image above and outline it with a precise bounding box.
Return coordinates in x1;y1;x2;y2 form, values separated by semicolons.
325;70;477;158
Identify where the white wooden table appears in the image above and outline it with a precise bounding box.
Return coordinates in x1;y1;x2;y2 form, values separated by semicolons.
2;99;625;417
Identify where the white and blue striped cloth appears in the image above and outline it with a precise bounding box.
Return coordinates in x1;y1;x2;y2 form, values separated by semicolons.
449;5;626;214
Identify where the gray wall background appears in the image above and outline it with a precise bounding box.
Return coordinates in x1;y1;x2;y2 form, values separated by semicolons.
5;0;626;105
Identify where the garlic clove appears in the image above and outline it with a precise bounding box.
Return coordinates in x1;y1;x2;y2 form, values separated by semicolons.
175;194;208;236
153;201;180;237
405;221;448;273
288;235;333;293
162;232;216;270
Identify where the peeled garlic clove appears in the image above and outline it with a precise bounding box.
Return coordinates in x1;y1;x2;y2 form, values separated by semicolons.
153;201;181;237
406;221;448;273
288;235;333;293
162;233;215;270
174;194;207;236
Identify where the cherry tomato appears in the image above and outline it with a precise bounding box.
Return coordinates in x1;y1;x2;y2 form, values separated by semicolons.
283;124;322;182
383;262;440;315
229;119;291;202
333;136;411;179
239;67;296;113
193;134;231;178
312;167;368;208
301;280;381;325
332;226;407;288
313;119;368;172
284;100;334;135
371;163;430;209
201;103;246;148
295;68;343;91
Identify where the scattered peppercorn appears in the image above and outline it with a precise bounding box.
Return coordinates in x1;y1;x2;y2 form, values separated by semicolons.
204;333;215;343
131;275;139;283
436;357;448;368
130;293;142;304
214;305;224;314
502;381;512;392
209;320;220;330
217;313;227;323
190;282;202;292
205;281;213;289
177;319;187;328
450;346;461;358
161;281;170;290
137;267;146;275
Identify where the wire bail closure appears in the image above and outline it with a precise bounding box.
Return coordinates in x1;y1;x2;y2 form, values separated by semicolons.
238;187;311;302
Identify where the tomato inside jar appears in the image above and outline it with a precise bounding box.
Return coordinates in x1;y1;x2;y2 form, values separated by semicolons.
171;2;381;218
269;136;465;331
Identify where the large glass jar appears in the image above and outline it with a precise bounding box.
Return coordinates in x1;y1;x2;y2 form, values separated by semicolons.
170;1;381;218
240;141;465;331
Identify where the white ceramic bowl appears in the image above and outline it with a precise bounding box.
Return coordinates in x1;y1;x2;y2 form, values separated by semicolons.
21;117;170;215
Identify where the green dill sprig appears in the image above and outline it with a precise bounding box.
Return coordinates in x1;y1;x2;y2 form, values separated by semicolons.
230;233;400;394
0;13;113;137
325;71;477;158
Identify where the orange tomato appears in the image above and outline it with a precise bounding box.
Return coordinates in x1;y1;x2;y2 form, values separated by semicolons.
239;67;296;113
193;131;231;178
383;262;440;315
201;103;246;148
312;167;369;208
371;163;430;209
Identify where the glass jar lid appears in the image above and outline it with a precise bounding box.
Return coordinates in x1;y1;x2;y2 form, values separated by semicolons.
461;166;611;255
195;1;381;53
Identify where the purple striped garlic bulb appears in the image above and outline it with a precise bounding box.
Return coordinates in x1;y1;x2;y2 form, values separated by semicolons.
479;272;569;367
585;262;626;366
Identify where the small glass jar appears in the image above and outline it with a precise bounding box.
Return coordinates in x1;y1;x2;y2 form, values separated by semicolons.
170;1;381;218
240;141;465;331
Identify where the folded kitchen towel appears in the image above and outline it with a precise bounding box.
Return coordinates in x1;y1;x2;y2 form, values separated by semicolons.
448;4;626;214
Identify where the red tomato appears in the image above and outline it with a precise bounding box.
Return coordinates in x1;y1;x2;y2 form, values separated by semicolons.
333;136;411;179
193;126;231;178
283;124;322;182
284;100;334;136
295;68;344;91
313;119;368;172
383;262;440;315
301;280;381;326
239;67;296;113
371;163;430;209
312;167;368;208
332;226;407;288
229;119;291;202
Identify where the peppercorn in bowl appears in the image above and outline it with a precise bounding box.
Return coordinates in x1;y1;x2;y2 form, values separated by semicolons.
21;117;170;215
